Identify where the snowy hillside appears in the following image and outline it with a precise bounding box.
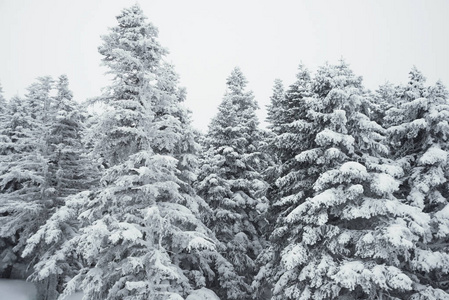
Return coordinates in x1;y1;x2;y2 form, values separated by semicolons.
0;280;83;300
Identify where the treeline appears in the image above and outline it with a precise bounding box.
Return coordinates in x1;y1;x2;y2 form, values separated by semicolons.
0;4;448;300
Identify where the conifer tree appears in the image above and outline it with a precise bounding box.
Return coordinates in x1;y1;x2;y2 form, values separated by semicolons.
0;77;54;278
22;75;99;300
370;82;398;127
385;69;449;297
266;78;285;136
0;83;6;115
46;75;96;199
254;64;316;299
197;67;269;299
49;5;233;300
262;61;438;299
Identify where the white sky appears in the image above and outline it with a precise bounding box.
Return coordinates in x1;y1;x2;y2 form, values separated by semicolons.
1;0;448;131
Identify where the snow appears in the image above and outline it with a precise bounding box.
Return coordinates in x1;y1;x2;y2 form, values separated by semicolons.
185;288;220;300
295;149;320;163
332;260;365;290
384;219;414;249
370;173;399;195
187;236;216;251
0;280;36;300
418;146;448;165
340;161;369;178
281;244;308;270
0;279;83;300
109;222;143;244
315;129;354;152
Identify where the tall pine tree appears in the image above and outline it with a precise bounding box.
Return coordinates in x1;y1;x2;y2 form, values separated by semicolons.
50;5;237;300
0;77;54;279
197;67;269;299
254;64;316;299
22;75;99;300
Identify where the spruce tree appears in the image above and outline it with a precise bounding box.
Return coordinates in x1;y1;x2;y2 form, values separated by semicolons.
254;64;316;299
22;75;99;300
51;5;233;300
0;77;54;278
266;78;285;136
263;61;436;299
196;67;269;299
370;82;398;128
385;69;449;297
0;83;6;115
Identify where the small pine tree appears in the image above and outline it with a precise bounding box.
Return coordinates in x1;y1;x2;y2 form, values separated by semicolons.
197;67;269;299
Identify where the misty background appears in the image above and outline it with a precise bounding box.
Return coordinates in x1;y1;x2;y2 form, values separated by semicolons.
1;0;448;131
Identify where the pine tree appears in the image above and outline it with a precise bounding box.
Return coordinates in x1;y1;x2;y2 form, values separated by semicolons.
263;61;436;299
266;78;285;135
46;75;96;199
370;81;398;128
0;77;54;279
0;83;7;115
52;5;233;300
196;67;269;299
253;64;316;299
21;75;99;300
385;69;449;297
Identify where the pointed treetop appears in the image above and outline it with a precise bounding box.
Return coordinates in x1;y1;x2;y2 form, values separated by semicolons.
295;63;311;82
26;76;54;95
56;74;73;101
408;65;426;86
116;4;147;28
271;78;284;99
401;66;427;100
0;82;6;105
429;79;449;100
312;60;363;97
226;67;248;94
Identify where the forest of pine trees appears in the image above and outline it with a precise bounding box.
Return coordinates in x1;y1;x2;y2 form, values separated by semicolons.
1;4;448;300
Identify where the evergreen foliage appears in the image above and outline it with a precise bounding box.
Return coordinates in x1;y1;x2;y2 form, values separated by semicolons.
0;77;55;279
21;75;98;300
259;61;447;299
1;5;448;300
47;5;236;300
197;67;269;299
385;68;449;297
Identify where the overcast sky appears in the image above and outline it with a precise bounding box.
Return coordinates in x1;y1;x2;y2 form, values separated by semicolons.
1;0;448;131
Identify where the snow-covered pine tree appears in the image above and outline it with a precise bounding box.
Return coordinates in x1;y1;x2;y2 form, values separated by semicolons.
264;64;315;209
253;64;316;299
0;77;54;279
266;78;286;136
265;60;436;299
385;68;449;297
46;75;97;200
196;67;269;299
49;5;232;300
370;82;399;128
263;78;286;233
21;75;99;300
0;83;6;115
